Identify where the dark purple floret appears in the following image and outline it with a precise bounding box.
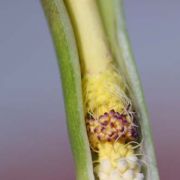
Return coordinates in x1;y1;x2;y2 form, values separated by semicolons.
94;128;98;133
123;119;128;124
117;116;122;120
109;109;115;116
131;128;138;138
114;134;119;140
97;135;101;140
109;132;115;137
101;121;108;126
110;122;115;128
86;113;94;120
120;127;124;132
101;127;105;132
104;112;109;117
115;112;121;117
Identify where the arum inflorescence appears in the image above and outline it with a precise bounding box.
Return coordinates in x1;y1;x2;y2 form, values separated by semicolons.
41;0;159;180
83;62;143;179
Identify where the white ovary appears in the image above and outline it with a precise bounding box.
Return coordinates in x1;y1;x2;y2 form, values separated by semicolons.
99;159;112;173
122;169;135;180
127;156;138;169
98;171;109;180
134;173;144;180
117;158;128;173
109;169;122;180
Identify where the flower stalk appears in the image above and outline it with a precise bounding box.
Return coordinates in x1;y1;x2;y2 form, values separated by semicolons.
41;0;159;179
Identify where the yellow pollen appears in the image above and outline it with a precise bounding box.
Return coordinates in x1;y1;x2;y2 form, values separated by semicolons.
83;65;129;117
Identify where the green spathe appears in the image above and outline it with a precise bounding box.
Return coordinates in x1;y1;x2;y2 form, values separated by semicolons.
41;0;159;179
41;0;94;180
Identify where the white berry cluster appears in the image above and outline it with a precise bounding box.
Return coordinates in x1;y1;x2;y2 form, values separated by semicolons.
95;156;144;180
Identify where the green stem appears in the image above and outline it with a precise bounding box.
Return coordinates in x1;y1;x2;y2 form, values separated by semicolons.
41;1;94;180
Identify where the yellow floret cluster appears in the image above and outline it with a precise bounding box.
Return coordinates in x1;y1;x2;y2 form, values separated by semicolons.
82;65;128;117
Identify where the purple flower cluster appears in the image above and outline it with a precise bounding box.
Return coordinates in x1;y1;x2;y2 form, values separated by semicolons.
86;109;138;149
